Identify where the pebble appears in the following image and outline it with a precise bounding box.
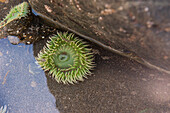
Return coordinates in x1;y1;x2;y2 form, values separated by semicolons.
144;7;149;12
7;35;20;45
101;56;110;60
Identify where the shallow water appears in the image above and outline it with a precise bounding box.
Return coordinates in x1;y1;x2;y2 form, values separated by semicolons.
0;38;59;113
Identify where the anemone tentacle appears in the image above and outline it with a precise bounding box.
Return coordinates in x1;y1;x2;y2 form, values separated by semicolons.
36;32;95;84
0;2;30;29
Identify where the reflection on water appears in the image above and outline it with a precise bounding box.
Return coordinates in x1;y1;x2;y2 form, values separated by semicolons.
0;38;59;113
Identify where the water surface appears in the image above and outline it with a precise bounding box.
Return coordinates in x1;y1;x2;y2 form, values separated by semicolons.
0;38;59;113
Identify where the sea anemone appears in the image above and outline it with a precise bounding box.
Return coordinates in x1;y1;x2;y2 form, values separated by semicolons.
36;32;94;84
0;2;30;29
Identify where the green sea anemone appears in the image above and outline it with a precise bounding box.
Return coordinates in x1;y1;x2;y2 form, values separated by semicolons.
0;2;30;29
36;32;94;84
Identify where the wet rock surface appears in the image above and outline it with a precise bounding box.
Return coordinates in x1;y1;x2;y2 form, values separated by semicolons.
29;0;170;72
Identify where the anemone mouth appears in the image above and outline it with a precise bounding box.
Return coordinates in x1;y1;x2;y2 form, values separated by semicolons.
36;32;94;84
57;52;69;62
53;48;75;69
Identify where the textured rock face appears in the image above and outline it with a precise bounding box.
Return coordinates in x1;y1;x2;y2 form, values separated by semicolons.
28;0;170;73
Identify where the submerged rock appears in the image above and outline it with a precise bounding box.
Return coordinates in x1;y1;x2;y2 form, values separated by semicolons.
7;35;20;45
